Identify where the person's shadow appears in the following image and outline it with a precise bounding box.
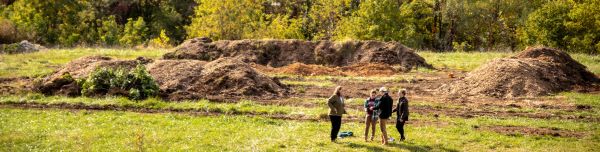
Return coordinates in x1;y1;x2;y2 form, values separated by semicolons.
344;141;459;152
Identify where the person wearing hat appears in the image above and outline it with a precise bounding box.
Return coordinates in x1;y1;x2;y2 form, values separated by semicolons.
327;86;347;142
370;87;393;145
393;89;410;141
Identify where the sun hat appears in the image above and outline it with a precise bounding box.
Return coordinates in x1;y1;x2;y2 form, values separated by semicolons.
379;87;388;92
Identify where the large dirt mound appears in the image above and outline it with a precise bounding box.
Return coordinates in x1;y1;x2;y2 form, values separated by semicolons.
147;57;289;101
438;47;599;98
0;40;46;54
164;39;433;71
36;56;146;96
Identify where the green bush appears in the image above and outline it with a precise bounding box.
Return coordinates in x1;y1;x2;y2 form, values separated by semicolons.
120;17;149;47
80;64;159;100
98;16;121;46
149;29;171;48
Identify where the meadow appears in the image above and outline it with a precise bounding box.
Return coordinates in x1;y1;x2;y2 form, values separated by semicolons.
1;48;599;151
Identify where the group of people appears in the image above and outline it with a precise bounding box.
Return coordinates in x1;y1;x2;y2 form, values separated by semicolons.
327;86;409;145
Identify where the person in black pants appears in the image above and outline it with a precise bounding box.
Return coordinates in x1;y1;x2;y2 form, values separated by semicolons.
393;89;410;141
329;115;341;141
371;87;393;145
327;86;347;142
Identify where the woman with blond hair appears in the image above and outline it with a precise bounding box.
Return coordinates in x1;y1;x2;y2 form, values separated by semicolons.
327;86;347;142
364;89;379;141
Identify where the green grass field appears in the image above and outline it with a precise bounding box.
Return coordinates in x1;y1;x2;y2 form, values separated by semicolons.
0;48;167;78
1;94;599;151
1;48;600;151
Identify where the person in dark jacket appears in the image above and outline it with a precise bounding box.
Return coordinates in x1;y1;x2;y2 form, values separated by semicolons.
327;86;347;142
370;87;393;145
393;89;410;141
363;89;379;142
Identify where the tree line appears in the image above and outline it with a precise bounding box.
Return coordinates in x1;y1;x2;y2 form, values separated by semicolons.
0;0;599;54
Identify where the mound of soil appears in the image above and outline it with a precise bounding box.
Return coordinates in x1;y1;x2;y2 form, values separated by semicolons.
147;57;289;101
36;56;148;96
164;39;433;71
438;47;599;98
0;40;46;54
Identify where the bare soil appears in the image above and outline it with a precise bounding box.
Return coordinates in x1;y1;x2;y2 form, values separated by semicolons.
147;57;289;101
438;47;600;98
164;39;433;71
479;125;587;138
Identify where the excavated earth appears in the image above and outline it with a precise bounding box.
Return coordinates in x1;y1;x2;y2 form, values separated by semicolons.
438;47;600;98
163;39;433;71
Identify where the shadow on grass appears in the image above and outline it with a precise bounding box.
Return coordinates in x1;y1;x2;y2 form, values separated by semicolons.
344;141;459;152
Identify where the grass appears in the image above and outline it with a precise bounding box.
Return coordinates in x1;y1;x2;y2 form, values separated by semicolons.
1;108;598;152
562;92;600;108
0;48;167;78
571;53;600;75
0;94;325;117
417;51;600;74
417;51;513;71
1;93;600;151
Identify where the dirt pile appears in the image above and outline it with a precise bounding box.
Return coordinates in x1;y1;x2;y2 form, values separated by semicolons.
36;56;288;100
164;39;433;70
147;57;289;101
438;47;599;98
36;56;146;96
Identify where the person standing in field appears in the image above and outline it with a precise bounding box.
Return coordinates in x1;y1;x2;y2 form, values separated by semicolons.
327;86;347;142
393;89;410;141
371;87;393;145
364;89;379;142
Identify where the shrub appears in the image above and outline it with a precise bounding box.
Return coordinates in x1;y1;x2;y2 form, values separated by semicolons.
80;63;159;100
0;18;19;44
98;16;121;46
120;17;149;47
148;29;171;48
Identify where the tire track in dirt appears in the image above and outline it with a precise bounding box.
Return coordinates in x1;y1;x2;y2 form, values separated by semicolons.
475;125;589;138
255;98;600;122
